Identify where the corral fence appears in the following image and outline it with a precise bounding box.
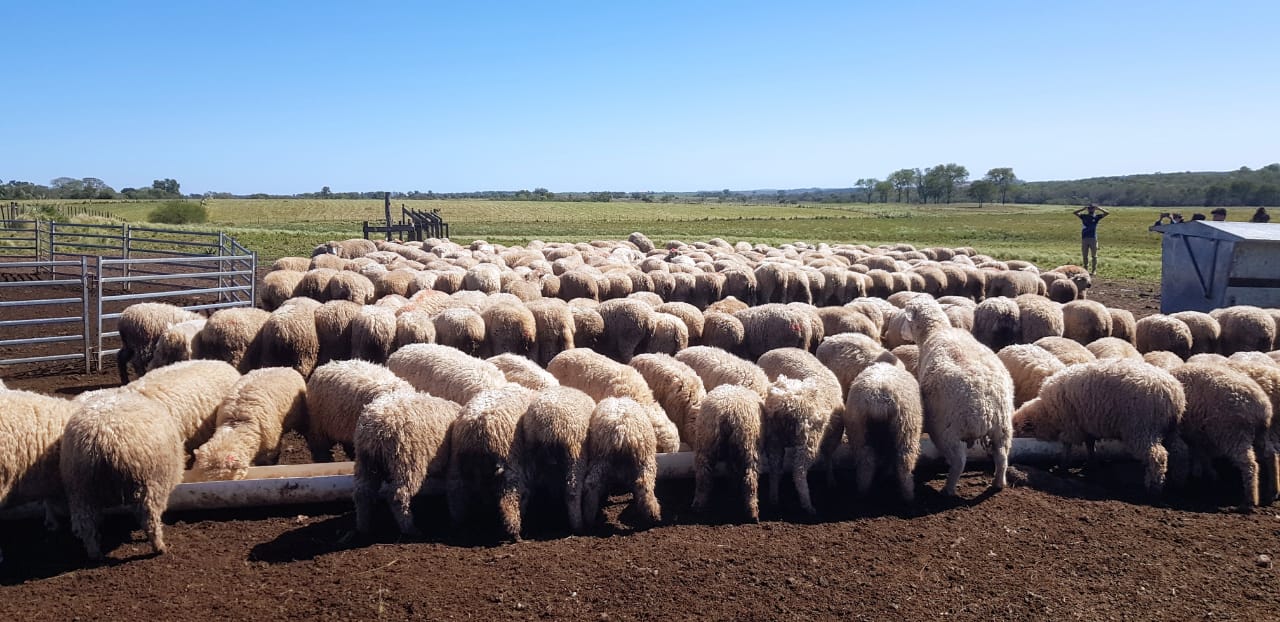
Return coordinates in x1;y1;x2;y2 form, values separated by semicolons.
363;205;450;242
0;219;256;373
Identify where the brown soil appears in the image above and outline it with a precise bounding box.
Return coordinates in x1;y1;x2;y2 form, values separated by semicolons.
8;276;1280;621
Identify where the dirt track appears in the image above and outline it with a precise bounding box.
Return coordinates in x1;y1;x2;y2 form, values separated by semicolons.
6;277;1280;621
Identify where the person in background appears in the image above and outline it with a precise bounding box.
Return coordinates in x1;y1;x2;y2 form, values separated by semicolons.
1211;207;1228;221
1073;203;1109;274
1250;207;1271;223
1191;213;1207;221
1153;212;1184;226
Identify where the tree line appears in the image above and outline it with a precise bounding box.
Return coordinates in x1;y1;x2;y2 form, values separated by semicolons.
0;177;182;201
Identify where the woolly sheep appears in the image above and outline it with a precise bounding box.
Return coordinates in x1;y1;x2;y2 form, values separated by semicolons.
1047;279;1078;304
570;304;604;350
350;305;398;364
1034;336;1097;366
387;343;507;407
1168;311;1219;355
675;346;771;400
629;353;706;443
986;270;1046;298
271;257;311;272
814;332;901;398
433;307;486;356
735;304;818;360
304;359;412;461
817;307;880;341
192;368;307;481
327;270;377;305
294;267;338;301
942;304;975;333
692;384;764;520
1187;353;1230;365
997;344;1067;407
446;384;534;540
972;297;1020;352
1014;359;1186;494
656;302;704;344
524;298;575;367
761;375;834;515
480;302;537;358
115;302;203;384
463;263;503;295
1212;306;1277;355
844;363;923;501
1170;363;1272;508
1135;314;1194;360
1225;359;1280;503
488;353;559;391
644;312;690;356
905;298;1014;496
1087;336;1143;361
193;307;270;372
547;349;680;453
582;397;662;528
394;309;437;349
313;300;362;366
517;386;595;532
353;389;460;535
597;298;656;362
701;311;745;354
261;270;305;311
62;360;241;559
1061;300;1112;345
1143;350;1185;371
147;318;208;370
0;389;78;561
258;297;322;377
374;269;417;300
1015;294;1065;343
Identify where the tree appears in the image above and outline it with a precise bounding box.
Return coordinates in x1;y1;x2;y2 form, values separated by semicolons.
984;167;1018;204
320;186;332;198
942;164;969;204
152;178;181;197
968;180;996;206
888;169;915;203
873;180;892;203
855;178;878;203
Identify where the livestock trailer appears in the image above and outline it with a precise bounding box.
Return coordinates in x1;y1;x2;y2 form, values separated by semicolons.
1151;221;1280;313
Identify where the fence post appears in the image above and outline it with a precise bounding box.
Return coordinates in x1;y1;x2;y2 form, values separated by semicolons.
47;221;57;280
122;223;132;293
81;256;91;374
95;255;105;373
218;232;228;303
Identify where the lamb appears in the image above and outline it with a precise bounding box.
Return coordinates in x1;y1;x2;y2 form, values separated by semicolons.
597;298;656;362
386;343;507;407
0;389;79;561
115;302;203;384
691;384;764;520
446;384;534;540
1170;363;1273;508
516;387;595;532
61;360;241;559
488;353;559;391
547;349;681;453
582;397;662;528
313;300;362;366
259;298;322;378
815;332;901;398
433;307;486;356
1135;314;1194;360
1034;336;1097;366
844;363;923;501
193;307;270;372
972;297;1021;351
480;302;537;358
261;270;305;311
304;360;413;461
147;318;208;370
904;298;1014;496
1087;336;1143;361
629;353;706;443
997;344;1067;407
1061;300;1112;345
675;346;771;399
1212;306;1277;355
350;305;398;364
353;389;460;536
192;368;308;481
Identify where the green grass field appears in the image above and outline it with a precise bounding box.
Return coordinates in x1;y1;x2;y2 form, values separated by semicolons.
11;199;1171;281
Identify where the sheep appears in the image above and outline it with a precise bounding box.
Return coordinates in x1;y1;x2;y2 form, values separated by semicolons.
891;344;919;375
525;298;576;367
721;268;758;305
259;297;322;378
446;384;534;540
147;318;208;370
115;302;203;384
433;307;486;356
261;270;305;311
1170;363;1272;508
353;389;460;536
1212;306;1277;355
1166;311;1219;355
736;304;818;360
675;346;771;399
516;386;595;532
817;307;880;341
463;263;503;294
387;343;508;407
691;384;764;520
582;397;662;528
313;300;362;366
1047;279;1078;304
701;311;745;354
628;232;656;253
271;257;311;272
1034;336;1097;366
629;353;705;443
327;270;377;305
844;363;923;501
546;349;680;453
597;298;656;362
1135;314;1194;360
986;270;1046;298
1187;353;1230;365
314;238;377;259
304;359;412;461
374;269;418;300
193;307;270;372
904;298;1014;496
1015;294;1064;343
972;297;1020;351
393;308;437;349
569;303;605;351
627;291;664;307
488;353;559;391
1061;300;1112;345
644;312;690;355
1143;350;1185;371
1087;336;1143;361
61;360;241;559
558;270;600;302
815;332;901;398
761;375;836;515
294;267;338;301
0;389;78;560
997;344;1067;407
942;304;975;333
349;305;398;364
192;368;308;481
1225;359;1280;503
480;302;537;358
655;302;704;344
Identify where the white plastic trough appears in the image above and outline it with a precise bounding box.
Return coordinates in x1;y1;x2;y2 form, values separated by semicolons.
0;438;1129;520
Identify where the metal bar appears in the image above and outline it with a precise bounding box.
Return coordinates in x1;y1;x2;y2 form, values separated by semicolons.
0;297;83;308
0;278;89;287
0;316;83;328
125;237;221;249
0;334;85;346
99;254;253;266
82;255;91;373
0;260;83;268
0;353;87;366
100;284;251;303
100;270;255;284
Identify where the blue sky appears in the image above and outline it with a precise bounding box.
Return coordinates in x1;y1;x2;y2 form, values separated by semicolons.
2;1;1277;194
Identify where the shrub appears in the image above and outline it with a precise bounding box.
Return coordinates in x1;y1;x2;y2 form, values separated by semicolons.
147;201;208;225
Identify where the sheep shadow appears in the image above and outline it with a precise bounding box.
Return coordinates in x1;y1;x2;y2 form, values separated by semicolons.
1003;458;1260;514
0;514;161;584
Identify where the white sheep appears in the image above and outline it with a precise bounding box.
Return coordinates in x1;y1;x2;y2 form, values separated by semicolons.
675;345;771;399
386;343;507;407
0;389;79;562
1170;363;1272;508
547;349;681;453
691;384;764;520
582;397;662;528
115;302;202;384
192;367;308;481
146;318;208;370
304;360;412;461
628;353;706;444
517;386;596;532
844;363;923;501
488;353;559;391
446;384;535;540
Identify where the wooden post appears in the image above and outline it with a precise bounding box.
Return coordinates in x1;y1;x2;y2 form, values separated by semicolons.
383;192;392;241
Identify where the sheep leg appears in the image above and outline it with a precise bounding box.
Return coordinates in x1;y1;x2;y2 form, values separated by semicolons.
1260;446;1279;505
389;481;421;537
742;453;760;521
819;413;844;487
69;506;103;561
631;456;661;524
566;459;585;533
692;452;714;513
846;418;873;496
582;462;608;529
792;447;818;516
1232;447;1260;510
446;467;468;528
497;481;522;542
766;447;785;508
896;439;920;503
1164;434;1190;488
42;501;62;532
137;488;168;555
991;433;1011;490
939;440;967;497
352;466;380;535
304;434;335;463
116;345;133;385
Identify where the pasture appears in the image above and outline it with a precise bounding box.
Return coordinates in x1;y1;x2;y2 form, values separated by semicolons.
15;198;1167;280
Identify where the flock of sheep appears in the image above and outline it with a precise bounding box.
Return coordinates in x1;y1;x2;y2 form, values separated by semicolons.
3;232;1280;564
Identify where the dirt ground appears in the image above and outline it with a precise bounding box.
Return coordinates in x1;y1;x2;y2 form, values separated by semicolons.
8;276;1280;621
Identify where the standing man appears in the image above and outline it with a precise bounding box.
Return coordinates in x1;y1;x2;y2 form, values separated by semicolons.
1073;203;1109;275
1211;207;1228;221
